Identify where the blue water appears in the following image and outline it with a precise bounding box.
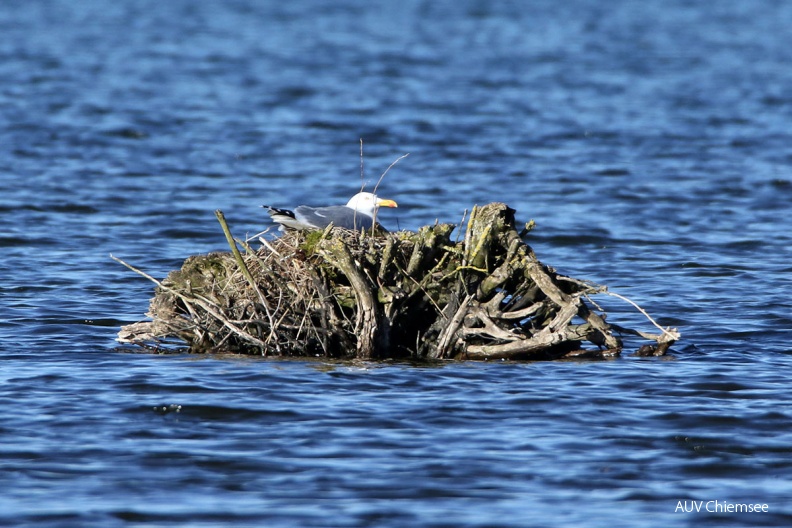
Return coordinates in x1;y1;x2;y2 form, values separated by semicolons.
2;0;792;526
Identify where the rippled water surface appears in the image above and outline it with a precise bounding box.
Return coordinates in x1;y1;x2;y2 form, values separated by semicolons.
2;0;792;526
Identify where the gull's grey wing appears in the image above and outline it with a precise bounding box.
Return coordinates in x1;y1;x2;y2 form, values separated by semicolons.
294;205;375;230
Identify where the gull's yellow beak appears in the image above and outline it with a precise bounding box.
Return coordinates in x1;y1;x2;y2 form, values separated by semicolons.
376;198;398;208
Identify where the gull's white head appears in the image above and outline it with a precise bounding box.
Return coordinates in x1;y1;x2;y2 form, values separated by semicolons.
345;192;398;217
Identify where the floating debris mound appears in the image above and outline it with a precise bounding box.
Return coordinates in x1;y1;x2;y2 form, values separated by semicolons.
116;203;679;360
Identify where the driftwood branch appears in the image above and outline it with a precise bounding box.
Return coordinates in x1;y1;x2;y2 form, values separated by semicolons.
316;237;384;359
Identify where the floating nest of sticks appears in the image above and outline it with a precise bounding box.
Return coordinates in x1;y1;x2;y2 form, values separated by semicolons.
115;203;679;360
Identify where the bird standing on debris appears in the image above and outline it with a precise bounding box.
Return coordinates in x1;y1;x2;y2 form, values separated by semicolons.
263;192;398;231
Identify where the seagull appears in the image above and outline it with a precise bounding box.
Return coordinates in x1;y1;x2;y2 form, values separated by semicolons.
263;192;398;231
